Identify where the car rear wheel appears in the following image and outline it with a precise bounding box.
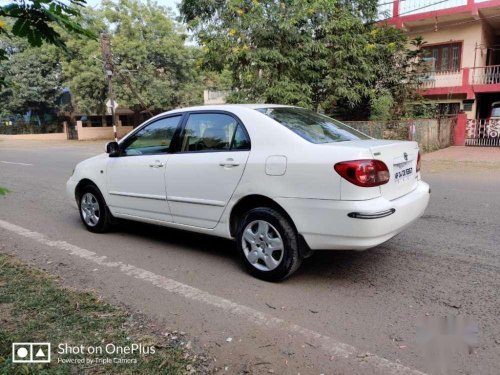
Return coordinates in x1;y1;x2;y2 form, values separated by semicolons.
78;185;112;233
237;207;302;281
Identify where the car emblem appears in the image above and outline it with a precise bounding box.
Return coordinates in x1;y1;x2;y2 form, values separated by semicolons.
403;152;408;161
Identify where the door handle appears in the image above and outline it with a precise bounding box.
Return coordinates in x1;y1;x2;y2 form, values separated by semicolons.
219;158;240;167
149;161;165;168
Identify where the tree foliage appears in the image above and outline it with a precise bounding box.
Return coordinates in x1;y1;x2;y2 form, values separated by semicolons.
0;37;64;126
62;10;108;115
0;0;94;55
180;0;425;119
64;0;202;116
0;0;94;87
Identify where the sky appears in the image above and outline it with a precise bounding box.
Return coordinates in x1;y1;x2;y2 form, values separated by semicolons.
0;0;181;14
85;0;180;13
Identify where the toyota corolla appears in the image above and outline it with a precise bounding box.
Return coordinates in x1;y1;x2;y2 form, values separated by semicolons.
67;105;430;281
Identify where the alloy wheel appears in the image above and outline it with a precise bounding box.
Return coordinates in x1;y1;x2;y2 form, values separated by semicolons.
80;192;100;227
241;220;284;271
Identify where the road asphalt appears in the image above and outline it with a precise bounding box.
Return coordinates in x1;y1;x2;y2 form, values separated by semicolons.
1;140;499;375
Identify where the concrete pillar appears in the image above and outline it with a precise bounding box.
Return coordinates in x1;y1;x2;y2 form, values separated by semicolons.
454;113;468;146
76;120;83;139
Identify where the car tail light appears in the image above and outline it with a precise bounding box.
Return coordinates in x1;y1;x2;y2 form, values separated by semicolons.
334;160;390;187
416;151;421;172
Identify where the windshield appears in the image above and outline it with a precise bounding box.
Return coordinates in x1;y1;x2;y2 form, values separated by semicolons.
256;107;370;143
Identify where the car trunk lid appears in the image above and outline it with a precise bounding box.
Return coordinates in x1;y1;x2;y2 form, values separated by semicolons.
366;140;419;200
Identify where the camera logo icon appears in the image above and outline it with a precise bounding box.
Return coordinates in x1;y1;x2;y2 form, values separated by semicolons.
12;343;51;363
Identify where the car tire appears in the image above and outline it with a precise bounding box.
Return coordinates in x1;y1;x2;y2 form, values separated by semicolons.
78;184;112;233
236;207;302;281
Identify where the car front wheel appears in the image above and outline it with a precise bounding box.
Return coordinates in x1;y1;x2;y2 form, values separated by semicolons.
78;185;112;233
237;207;302;281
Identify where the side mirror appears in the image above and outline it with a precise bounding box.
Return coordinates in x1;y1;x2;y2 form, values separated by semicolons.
105;141;120;157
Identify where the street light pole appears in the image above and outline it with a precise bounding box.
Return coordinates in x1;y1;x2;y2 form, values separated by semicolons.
100;33;118;142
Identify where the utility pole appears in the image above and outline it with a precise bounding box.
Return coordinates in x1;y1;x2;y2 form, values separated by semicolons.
100;33;118;142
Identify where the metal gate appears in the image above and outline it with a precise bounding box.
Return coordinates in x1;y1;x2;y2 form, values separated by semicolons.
465;119;500;146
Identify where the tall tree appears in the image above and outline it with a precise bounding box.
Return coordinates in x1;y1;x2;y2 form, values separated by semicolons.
180;0;423;119
62;10;108;115
64;0;203;120
0;37;64;128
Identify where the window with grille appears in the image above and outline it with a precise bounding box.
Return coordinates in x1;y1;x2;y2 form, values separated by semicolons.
423;43;462;72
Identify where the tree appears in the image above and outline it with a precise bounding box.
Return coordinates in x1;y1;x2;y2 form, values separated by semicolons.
0;37;64;129
180;0;424;119
0;0;94;53
62;10;108;115
64;0;203;120
0;0;95;87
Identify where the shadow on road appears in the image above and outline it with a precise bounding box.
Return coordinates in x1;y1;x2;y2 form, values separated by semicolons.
104;218;391;284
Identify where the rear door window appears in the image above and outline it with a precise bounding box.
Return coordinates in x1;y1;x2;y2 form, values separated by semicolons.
180;113;249;152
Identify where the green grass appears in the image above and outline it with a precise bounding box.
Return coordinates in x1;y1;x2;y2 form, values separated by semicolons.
0;187;9;196
0;254;200;374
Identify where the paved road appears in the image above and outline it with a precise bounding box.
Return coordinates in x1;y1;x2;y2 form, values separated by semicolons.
1;140;499;375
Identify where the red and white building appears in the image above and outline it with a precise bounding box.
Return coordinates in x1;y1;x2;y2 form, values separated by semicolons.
379;0;500;145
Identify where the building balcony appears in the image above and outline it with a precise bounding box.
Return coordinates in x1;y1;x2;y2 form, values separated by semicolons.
417;65;500;97
379;0;500;29
470;65;500;85
418;70;463;89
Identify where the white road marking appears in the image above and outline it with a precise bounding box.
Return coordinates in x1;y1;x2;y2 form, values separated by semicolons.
0;161;33;166
0;219;427;375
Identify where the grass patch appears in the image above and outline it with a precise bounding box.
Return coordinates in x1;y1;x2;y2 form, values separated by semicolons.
0;187;9;196
0;254;203;374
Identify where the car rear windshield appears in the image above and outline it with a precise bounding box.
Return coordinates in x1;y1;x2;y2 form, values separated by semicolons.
256;107;370;143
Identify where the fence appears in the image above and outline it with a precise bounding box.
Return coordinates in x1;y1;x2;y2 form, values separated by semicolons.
465;119;500;146
0;122;68;140
0;122;64;135
0;120;134;141
344;117;456;152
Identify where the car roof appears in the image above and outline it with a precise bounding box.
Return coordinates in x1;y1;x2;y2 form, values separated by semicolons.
167;104;295;113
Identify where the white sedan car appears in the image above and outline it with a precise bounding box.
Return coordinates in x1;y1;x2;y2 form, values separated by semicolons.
67;105;430;281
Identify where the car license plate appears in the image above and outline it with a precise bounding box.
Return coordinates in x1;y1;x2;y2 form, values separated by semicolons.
394;161;413;182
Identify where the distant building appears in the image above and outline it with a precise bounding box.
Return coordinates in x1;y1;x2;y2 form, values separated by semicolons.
204;90;230;105
379;0;500;121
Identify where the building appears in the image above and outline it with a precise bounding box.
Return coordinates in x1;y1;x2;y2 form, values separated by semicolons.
379;0;500;145
203;90;230;105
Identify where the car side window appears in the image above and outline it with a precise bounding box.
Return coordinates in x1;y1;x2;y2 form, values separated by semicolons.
180;113;240;152
231;124;250;150
124;116;181;156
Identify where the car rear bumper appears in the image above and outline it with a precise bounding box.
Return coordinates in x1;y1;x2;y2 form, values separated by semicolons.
275;180;430;250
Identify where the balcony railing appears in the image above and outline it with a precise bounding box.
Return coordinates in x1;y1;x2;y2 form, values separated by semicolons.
469;65;500;85
418;70;463;88
400;0;467;15
417;66;500;90
378;0;494;19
